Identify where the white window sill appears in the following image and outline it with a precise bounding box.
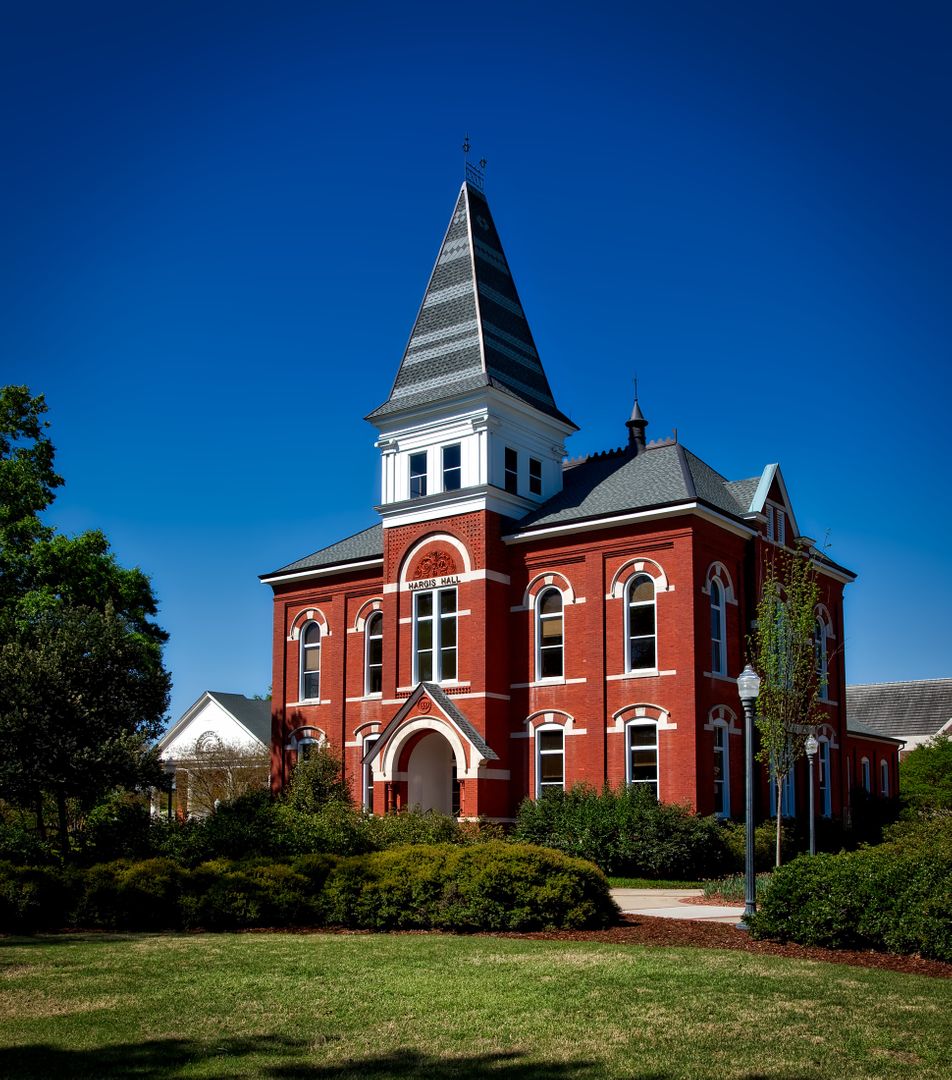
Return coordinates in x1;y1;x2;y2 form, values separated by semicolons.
287;699;330;707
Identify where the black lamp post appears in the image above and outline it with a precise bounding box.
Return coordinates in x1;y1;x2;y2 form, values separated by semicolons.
736;664;761;931
805;733;818;856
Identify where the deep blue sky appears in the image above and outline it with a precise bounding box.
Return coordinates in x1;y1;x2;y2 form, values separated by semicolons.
3;2;950;725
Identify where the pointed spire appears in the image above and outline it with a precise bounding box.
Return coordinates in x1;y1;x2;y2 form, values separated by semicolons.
626;380;648;453
367;182;574;428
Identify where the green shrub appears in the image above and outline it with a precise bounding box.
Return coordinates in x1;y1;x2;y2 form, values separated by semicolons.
514;784;730;879
75;857;186;930
749;842;952;960
80;793;155;864
701;873;772;902
181;858;319;931
0;821;59;866
0;861;78;932
360;808;503;850
719;819;795;871
283;746;351;813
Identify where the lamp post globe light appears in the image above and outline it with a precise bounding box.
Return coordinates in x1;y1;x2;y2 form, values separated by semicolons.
805;733;819;856
737;664;761;931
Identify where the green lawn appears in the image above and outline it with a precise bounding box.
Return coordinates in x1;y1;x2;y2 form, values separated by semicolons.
1;933;950;1079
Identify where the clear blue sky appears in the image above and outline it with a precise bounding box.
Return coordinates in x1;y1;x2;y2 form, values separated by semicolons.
3;2;950;725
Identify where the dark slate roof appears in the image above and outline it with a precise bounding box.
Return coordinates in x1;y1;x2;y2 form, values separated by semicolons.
514;441;751;532
263;524;383;578
367;182;574;428
846;680;952;739
420;683;498;761
724;476;761;515
207;693;271;745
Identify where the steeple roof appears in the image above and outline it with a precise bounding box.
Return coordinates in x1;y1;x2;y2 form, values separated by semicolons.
367;182;574;428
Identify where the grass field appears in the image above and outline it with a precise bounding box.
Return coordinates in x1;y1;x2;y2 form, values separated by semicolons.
1;933;950;1079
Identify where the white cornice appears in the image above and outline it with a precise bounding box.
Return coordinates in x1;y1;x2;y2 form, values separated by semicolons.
260;558;383;586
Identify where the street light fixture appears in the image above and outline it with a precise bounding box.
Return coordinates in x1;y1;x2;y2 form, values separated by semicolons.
737;663;761;931
805;733;819;856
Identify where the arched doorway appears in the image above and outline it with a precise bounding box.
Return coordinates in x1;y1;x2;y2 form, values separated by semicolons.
407;731;457;813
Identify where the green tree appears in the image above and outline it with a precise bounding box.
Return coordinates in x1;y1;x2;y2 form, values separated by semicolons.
284;744;352;814
0;606;170;855
751;542;824;866
900;733;952;812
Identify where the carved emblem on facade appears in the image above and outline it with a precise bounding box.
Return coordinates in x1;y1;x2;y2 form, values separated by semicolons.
412;549;458;580
418;698;432;713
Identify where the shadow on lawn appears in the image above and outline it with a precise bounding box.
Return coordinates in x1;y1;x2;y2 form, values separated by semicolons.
0;1038;716;1079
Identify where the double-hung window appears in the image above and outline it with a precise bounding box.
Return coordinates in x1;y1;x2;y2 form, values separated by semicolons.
861;757;871;793
300;622;321;701
529;457;542;495
626;574;656;671
409;452;427;499
710;579;726;675
536;727;564;795
536;588;564;679
413;587;457;683
815;617;829;700
442;444;461;491
880;759;889;797
504;447;518;493
365;612;383;695
627;722;659;798
818;738;831;817
362;735;379;810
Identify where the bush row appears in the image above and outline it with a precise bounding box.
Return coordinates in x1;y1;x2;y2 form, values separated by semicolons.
0;841;617;934
749;820;952;960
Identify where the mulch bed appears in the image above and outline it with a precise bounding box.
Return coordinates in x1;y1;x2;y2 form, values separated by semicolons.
490;915;952;979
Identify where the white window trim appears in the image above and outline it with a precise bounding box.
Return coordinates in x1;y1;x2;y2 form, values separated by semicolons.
535;723;565;797
535;586;564;681
412;586;458;684
441;443;462;492
712;720;730;819
362;734;380;810
299;620;322;703
625;718;660;798
409;450;428;499
364;611;384;697
625;573;657;674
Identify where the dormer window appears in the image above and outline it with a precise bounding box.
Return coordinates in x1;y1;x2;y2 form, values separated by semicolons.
504;447;518;493
409;452;428;499
442;444;461;491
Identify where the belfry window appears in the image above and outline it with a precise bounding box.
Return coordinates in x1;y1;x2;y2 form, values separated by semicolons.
409;452;427;499
365;612;383;696
536;588;564;679
300;622;321;701
626;574;656;671
442;444;461;491
413;587;457;683
529;457;542;495
504;447;518;494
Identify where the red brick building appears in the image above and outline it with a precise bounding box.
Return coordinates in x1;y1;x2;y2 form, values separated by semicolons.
261;180;898;823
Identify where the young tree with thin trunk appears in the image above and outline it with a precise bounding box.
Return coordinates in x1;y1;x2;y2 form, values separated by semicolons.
752;542;824;866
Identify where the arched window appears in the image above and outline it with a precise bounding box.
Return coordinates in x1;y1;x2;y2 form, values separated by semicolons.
626;720;659;798
880;759;889;798
365;612;383;696
861;757;871;793
626;574;656;671
712;722;730;817
300;622;321;701
536;588;564;679
362;734;379;810
710;579;726;675
814;615;830;700
536;725;564;796
818;738;831;817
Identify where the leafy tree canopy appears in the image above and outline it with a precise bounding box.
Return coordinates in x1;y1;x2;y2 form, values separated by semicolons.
900;733;952;812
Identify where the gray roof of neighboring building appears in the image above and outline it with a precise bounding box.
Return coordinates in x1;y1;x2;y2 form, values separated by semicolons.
206;693;272;745
366;182;574;428
515;441;754;532
263;524;383;578
846;680;952;739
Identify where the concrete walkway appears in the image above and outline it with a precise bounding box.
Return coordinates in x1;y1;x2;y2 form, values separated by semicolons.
611;888;743;925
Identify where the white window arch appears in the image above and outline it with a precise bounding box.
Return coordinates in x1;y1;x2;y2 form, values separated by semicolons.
365;611;383;696
536;724;565;796
626;574;656;672
300;621;321;701
626;718;659;798
710;578;726;675
536;587;564;679
362;733;380;810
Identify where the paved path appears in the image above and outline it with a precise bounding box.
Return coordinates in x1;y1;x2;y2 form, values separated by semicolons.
611;888;743;925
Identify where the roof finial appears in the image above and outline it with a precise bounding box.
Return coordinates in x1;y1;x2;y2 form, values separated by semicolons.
626;376;648;454
462;135;486;191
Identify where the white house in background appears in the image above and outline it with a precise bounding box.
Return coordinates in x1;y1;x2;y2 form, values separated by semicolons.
156;691;271;817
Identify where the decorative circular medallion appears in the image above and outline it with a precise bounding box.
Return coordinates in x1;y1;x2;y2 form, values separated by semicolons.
412;548;459;580
418;698;432;714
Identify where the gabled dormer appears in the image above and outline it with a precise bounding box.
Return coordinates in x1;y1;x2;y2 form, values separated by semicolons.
366;181;577;528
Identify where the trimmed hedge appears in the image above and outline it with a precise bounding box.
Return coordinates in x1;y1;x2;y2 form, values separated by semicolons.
749;838;952;961
513;784;732;879
0;842;617;934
